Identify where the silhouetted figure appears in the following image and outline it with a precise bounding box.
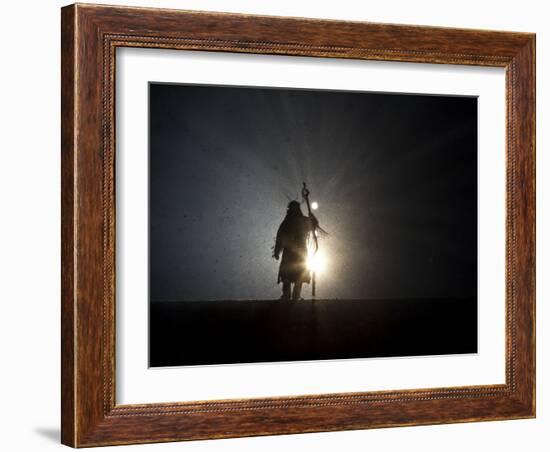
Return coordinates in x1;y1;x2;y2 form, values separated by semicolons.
273;201;318;300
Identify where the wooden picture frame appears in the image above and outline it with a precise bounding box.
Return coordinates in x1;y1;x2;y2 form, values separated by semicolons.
61;3;535;447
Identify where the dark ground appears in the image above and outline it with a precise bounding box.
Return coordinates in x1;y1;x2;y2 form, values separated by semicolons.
149;298;477;367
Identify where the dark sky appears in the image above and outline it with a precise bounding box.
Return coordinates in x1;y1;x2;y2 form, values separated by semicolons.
149;83;477;302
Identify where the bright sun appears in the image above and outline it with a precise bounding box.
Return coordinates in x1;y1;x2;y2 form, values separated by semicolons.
307;250;327;274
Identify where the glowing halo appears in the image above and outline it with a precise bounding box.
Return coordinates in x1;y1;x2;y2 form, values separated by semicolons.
307;249;327;274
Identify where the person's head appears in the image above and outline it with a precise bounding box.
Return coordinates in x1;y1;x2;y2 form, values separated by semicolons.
287;200;303;217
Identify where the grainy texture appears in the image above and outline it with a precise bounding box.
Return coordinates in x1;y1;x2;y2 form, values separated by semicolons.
61;3;536;447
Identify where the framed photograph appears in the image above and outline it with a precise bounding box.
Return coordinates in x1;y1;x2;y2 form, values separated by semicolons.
61;3;535;447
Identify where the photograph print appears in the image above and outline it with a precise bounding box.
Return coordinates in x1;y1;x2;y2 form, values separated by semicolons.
149;82;478;367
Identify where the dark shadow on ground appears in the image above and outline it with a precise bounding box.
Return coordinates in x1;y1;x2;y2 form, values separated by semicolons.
150;298;477;367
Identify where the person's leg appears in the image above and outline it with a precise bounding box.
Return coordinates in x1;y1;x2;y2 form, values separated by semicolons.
292;282;303;301
282;281;291;300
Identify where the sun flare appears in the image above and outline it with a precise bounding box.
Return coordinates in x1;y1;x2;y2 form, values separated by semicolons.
307;249;327;274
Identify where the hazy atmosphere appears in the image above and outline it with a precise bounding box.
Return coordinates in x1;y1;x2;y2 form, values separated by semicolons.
149;83;477;302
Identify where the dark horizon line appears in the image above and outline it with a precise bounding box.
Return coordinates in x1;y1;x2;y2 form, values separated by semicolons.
151;296;477;302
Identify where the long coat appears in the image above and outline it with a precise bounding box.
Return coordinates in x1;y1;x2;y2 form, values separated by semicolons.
274;214;314;284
